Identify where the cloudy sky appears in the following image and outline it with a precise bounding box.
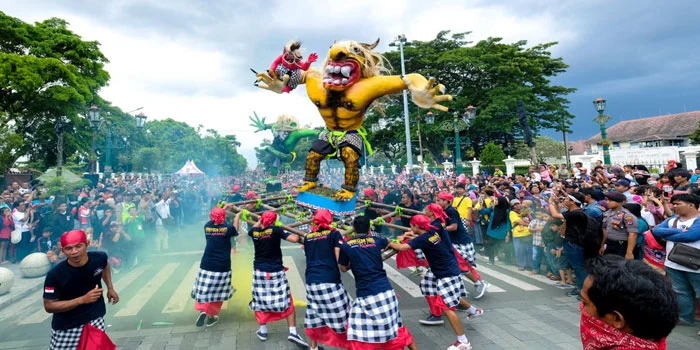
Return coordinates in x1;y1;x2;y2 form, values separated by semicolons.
3;0;699;167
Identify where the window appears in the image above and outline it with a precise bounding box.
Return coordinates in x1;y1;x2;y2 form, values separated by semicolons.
641;141;661;148
668;140;684;147
612;142;620;149
629;142;639;147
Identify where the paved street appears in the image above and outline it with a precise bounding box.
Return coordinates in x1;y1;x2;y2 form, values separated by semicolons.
1;224;698;350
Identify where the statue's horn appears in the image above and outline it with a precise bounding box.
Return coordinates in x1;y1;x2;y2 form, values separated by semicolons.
290;41;302;51
361;38;380;50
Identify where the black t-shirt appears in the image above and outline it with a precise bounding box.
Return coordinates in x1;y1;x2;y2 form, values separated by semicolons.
201;221;238;272
563;209;588;245
249;226;291;272
445;206;471;244
338;235;392;297
409;227;460;278
303;228;343;284
53;211;73;236
399;203;419;227
43;251;108;330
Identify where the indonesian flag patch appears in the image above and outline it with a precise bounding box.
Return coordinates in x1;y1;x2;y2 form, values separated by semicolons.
45;287;55;293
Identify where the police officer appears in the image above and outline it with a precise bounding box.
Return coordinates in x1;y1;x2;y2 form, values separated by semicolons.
602;192;639;260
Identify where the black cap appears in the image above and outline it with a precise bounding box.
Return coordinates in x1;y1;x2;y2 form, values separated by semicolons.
605;192;626;203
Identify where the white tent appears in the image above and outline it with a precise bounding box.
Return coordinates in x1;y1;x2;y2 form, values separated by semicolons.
173;160;206;175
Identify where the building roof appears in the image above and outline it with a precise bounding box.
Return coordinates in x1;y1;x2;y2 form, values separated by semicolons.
586;110;700;144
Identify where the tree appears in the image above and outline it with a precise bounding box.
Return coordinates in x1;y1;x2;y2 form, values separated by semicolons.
690;121;700;145
364;31;576;164
514;136;565;162
0;13;110;173
479;142;506;165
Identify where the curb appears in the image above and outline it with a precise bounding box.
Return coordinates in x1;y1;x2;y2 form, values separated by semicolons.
0;278;44;311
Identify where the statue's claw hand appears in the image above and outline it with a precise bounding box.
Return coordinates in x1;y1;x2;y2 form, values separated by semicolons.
403;75;453;112
255;70;290;94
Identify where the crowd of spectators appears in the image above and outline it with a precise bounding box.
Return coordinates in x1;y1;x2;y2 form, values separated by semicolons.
2;159;699;337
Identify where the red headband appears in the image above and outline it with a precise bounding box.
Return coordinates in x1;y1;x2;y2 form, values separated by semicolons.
363;188;376;197
261;211;277;227
437;191;454;202
410;215;438;231
210;208;226;225
245;191;258;200
61;230;87;248
426;203;447;223
312;209;333;231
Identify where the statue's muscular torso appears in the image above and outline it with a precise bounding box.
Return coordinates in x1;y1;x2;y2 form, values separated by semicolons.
304;68;408;131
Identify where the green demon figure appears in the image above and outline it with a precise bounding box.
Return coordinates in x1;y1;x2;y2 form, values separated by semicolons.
249;112;320;166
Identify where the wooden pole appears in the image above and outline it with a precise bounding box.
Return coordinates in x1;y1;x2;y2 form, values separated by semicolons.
230;205;307;238
227;195;296;207
368;201;424;216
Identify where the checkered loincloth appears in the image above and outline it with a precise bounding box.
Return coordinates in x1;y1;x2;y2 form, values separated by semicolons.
50;317;105;350
249;270;291;312
454;242;476;266
347;289;403;343
305;283;351;333
274;65;303;90
319;130;364;154
191;269;234;303
421;270;468;308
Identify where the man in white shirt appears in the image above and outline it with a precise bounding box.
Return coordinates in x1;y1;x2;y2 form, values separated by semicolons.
12;201;34;261
154;193;172;251
652;193;700;326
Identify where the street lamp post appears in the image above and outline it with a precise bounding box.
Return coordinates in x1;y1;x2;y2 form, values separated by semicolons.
389;34;413;169
593;97;611;165
87;105;102;173
427;106;476;174
105;109;147;175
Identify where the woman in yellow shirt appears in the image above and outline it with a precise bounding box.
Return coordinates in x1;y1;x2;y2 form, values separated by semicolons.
509;199;532;271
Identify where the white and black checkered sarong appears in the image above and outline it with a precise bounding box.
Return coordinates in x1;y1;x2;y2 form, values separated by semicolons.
191;269;233;303
454;243;476;266
305;283;351;333
249;270;291;312
347;289;403;343
274;65;303;90
319;130;364;153
415;248;426;261
50;317;105;350
420;270;467;308
461;218;473;234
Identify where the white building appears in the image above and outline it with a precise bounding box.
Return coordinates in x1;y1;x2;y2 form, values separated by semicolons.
570;111;700;170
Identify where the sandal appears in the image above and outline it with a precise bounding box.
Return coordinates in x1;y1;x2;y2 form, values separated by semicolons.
549;275;562;281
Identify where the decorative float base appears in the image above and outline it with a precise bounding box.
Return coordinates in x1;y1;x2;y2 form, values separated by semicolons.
295;188;357;216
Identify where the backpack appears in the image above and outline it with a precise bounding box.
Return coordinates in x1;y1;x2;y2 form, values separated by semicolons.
581;212;603;258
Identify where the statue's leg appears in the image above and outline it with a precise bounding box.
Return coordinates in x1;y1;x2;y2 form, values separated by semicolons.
299;137;333;192
335;146;361;201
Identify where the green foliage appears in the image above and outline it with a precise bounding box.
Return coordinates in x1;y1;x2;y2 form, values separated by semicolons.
0;12;110;174
690;121;700;145
479;142;506;165
365;31;576;164
514;136;565;161
44;176;90;196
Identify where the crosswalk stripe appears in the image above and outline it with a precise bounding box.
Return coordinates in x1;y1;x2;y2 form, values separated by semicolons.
476;265;542;291
382;263;423;298
115;262;179;317
113;264;151;292
388;254;509;293
283;256;307;303
17;264;151;325
461;276;506;293
475;255;561;287
162;261;200;314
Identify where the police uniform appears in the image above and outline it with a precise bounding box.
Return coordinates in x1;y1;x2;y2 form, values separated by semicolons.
603;207;639;257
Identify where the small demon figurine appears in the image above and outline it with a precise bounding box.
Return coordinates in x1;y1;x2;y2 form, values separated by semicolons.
269;41;318;93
